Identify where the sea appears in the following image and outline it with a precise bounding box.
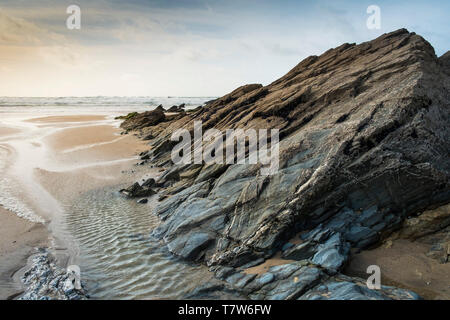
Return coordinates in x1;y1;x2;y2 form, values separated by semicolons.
0;96;216;113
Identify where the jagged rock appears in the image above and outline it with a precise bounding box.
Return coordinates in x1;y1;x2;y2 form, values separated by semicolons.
19;250;88;300
345;225;378;248
120;108;165;131
140;153;150;160
142;178;156;188
167;232;214;260
311;233;351;271
303;207;397;249
152;181;210;221
194;164;229;183
120;182;155;198
195;261;422;300
158;194;168;201
214;266;235;280
179;165;203;180
155;165;188;186
167;104;185;113
237;258;266;270
155;104;165;112
282;230;350;272
254;266;322;300
124;29;450;299
282;241;317;260
298;275;422;300
184;281;246;300
357;205;383;227
281;242;295;251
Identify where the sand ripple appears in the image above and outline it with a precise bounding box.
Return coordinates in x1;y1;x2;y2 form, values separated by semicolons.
65;186;211;299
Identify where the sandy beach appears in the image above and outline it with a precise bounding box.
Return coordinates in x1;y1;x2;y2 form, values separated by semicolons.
345;239;450;300
0;113;148;299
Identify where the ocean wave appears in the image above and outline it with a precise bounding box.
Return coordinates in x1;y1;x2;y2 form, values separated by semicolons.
0;96;216;108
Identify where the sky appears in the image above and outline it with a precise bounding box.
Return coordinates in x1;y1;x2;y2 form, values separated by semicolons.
0;0;449;97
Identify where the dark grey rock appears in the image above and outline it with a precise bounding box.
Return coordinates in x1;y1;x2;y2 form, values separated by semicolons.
142;178;155;188
120;182;155;198
166;232;214;260
215;267;236;280
357;205;383;227
254;266;322;300
225;272;247;286
281;241;317;261
345;225;378;248
194;164;229;183
238;258;266;270
281;242;294;251
299;276;422;300
234;274;257;289
184;281;245;300
311;233;350;271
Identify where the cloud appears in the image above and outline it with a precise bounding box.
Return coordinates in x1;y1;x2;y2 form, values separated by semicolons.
0;0;448;96
0;10;65;46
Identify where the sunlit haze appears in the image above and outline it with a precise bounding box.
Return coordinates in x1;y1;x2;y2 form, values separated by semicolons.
0;0;449;97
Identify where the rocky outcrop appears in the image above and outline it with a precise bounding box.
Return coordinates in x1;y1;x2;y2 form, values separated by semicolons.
121;29;450;299
19;249;88;300
120;182;155;198
167;103;186;113
120;108;166;131
195;261;421;300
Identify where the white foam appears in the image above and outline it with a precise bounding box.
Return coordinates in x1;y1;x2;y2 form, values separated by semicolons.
0;146;45;224
0;193;45;224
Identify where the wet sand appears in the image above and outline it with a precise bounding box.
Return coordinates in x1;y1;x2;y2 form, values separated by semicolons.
345;239;450;300
0;114;148;299
44;125;147;163
37;121;148;201
0;206;47;299
45;125;124;151
26;115;107;123
0;127;20;137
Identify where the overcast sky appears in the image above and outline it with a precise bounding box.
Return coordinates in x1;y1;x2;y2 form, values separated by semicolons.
0;0;448;97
